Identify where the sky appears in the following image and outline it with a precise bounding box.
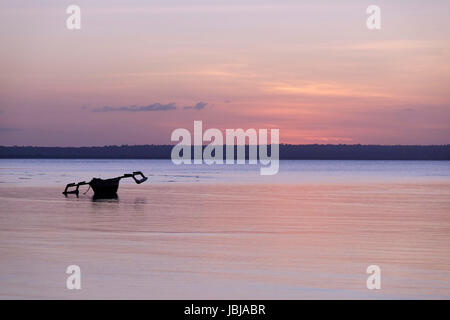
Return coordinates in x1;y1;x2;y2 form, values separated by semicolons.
0;0;449;146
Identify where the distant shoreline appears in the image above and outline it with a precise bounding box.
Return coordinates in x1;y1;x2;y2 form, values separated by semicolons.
1;145;449;160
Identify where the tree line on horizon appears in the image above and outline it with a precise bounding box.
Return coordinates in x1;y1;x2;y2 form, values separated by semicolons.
0;144;449;160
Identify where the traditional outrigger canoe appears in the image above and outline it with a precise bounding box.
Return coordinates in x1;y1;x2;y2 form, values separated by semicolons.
62;171;148;198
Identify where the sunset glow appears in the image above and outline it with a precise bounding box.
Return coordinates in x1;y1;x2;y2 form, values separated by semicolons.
1;0;449;146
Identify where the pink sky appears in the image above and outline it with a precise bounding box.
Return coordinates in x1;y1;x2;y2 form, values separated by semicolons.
1;0;449;146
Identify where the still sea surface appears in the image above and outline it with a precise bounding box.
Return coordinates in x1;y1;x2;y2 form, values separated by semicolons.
0;159;449;299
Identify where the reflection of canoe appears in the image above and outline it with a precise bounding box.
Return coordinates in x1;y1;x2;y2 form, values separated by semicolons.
92;193;118;201
62;171;148;198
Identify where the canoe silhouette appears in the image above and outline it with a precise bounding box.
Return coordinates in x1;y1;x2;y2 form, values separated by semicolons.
62;171;148;198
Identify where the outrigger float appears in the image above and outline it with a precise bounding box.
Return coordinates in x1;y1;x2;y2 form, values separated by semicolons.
62;171;148;198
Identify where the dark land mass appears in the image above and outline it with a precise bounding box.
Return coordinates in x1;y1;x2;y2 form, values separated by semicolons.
0;145;449;160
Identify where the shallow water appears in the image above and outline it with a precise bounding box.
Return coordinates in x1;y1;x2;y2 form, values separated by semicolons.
0;160;449;299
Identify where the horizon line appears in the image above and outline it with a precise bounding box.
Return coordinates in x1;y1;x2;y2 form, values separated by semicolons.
1;144;450;148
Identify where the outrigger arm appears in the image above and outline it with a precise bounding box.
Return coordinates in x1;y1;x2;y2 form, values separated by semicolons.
62;181;89;195
119;171;148;184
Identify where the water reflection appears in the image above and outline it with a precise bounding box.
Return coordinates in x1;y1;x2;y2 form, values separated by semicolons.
92;194;119;202
0;175;449;299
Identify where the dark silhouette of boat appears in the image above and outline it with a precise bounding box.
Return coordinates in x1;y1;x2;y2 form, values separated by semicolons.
63;171;148;198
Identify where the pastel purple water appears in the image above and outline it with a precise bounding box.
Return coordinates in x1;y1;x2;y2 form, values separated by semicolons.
0;160;449;299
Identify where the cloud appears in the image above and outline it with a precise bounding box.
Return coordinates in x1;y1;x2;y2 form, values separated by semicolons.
266;81;390;98
335;40;439;52
93;103;177;112
0;127;21;132
183;102;208;110
93;102;208;112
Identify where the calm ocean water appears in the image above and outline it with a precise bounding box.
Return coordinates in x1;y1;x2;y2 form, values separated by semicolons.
0;159;449;299
1;159;450;186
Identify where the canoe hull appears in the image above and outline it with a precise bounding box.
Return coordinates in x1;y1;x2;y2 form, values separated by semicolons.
89;177;120;197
